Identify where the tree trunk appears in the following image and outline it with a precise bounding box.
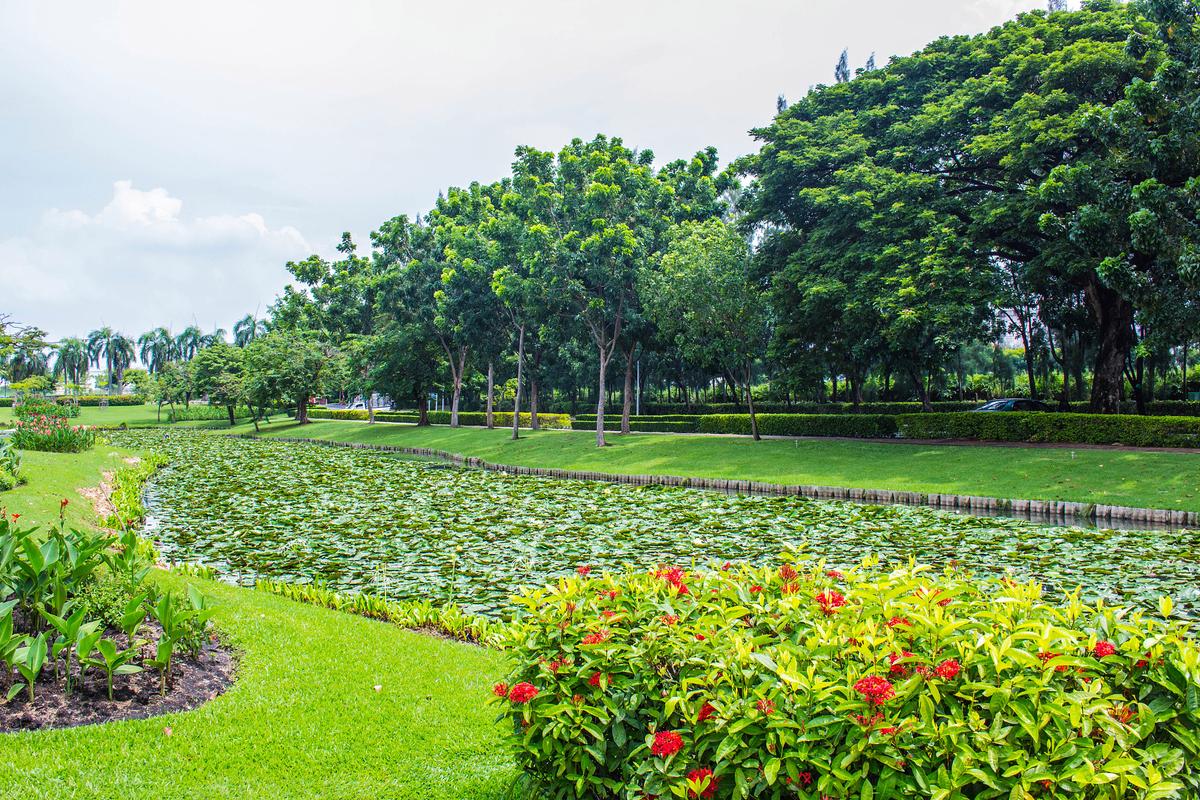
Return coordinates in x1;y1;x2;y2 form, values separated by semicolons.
366;386;375;424
296;394;309;424
744;364;760;441
449;347;466;427
417;394;429;426
595;346;610;447
909;367;933;411
620;346;634;434
512;325;525;440
1018;322;1038;400
227;404;236;426
485;361;495;429
1183;341;1190;399
1086;277;1136;413
529;376;540;430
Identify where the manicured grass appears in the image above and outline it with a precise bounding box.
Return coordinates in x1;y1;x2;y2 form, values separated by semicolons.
0;573;514;799
0;445;132;529
0;439;516;800
0;403;230;429
234;418;1200;511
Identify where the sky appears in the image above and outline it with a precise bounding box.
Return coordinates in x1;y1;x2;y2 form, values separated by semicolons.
0;0;1045;344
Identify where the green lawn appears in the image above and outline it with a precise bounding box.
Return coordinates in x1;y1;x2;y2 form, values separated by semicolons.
0;404;228;428
0;436;515;800
239;418;1200;512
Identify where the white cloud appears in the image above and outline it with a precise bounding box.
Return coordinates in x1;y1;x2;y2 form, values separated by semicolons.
0;181;310;342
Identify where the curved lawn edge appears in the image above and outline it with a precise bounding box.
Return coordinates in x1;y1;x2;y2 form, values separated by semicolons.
0;571;514;800
239;433;1199;528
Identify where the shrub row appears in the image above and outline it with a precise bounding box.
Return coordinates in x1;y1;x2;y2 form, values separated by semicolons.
699;413;899;438
307;407;571;429
567;400;1200;417
897;412;1200;448
494;561;1200;800
0;395;144;408
571;419;701;433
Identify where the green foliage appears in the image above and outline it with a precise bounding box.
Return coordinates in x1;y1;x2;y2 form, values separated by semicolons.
56;395;145;407
698;414;898;438
306;407;571;429
100;453;167;530
0;437;21;491
14;398;71;421
897;412;1200;448
496;561;1200;799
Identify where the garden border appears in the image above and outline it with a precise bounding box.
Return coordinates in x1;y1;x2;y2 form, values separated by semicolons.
232;434;1199;528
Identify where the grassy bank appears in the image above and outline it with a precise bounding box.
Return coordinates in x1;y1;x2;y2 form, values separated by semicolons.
239;418;1200;512
0;431;515;800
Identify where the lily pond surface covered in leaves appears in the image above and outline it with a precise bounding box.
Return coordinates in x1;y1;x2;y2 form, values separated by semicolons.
113;430;1200;617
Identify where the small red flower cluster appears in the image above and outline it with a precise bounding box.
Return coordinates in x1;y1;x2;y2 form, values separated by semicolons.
815;590;847;615
654;566;690;595
756;698;775;715
686;768;718;799
934;659;960;680
1037;652;1070;672
660;613;680;625
507;682;539;703
576;565;591;576
581;629;611;646
492;681;508;697
826;569;844;579
853;676;896;705
696;701;716;722
852;711;884;728
600;610;616;619
544;655;572;673
1093;641;1117;658
1110;704;1135;724
598;589;619;600
589;671;606;687
650;730;684;757
779;564;799;581
888;651;915;676
749;585;763;594
886;616;911;629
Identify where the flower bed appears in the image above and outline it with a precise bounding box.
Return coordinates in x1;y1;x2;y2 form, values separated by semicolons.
11;414;96;452
493;561;1200;799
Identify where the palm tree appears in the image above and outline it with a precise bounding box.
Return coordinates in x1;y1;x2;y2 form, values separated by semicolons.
138;327;175;374
109;333;136;392
87;327;117;393
54;337;89;388
233;314;268;347
175;326;203;361
200;328;228;348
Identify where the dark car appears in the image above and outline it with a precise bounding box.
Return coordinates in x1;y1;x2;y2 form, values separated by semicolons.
971;398;1052;412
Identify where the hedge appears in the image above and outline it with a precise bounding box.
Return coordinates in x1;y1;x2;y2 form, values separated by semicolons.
495;561;1200;799
698;413;898;438
57;394;145;407
897;412;1200;448
307;407;570;429
571;420;701;433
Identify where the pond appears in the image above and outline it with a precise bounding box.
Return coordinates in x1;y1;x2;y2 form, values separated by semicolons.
112;430;1200;617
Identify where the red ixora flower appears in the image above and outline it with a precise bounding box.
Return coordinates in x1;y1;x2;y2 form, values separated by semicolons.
797;771;814;786
886;616;911;629
815;590;847;615
651;730;684;757
779;564;798;581
879;725;899;736
589;671;606;687
9;513;19;522
826;569;844;579
1037;652;1070;672
696;702;716;723
934;659;960;680
1093;641;1118;658
581;629;611;646
686;768;718;799
756;698;776;715
576;565;592;576
660;614;680;625
492;682;509;698
507;682;539;703
854;676;896;706
749;585;763;594
888;652;915;677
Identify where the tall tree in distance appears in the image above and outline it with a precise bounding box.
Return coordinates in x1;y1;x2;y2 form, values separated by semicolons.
53;337;89;388
233;314;268;347
86;327;117;394
834;48;850;83
138;327;176;374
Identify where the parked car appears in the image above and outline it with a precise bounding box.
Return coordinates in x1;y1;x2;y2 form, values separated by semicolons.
971;398;1052;412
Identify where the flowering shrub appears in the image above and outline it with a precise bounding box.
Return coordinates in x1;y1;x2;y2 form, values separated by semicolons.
11;415;96;453
13;398;72;421
493;559;1200;799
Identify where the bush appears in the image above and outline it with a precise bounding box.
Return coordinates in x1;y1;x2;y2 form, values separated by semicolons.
897;412;1200;448
14;398;73;421
0;436;21;489
699;413;898;438
58;395;144;407
307;407;571;429
571;418;702;433
494;561;1200;800
11;415;96;452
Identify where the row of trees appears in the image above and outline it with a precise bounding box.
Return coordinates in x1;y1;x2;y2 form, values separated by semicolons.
7;3;1199;441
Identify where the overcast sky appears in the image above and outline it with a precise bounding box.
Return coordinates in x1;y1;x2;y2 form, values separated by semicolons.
1;0;1045;343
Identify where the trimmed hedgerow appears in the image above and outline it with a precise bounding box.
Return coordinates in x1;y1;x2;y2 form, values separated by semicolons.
698;413;898;438
307;407;571;429
897;412;1200;448
571;419;702;433
56;394;145;407
493;561;1200;800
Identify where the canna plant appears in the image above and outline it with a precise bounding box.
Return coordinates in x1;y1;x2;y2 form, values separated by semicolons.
81;637;143;701
42;604;101;694
11;632;46;702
